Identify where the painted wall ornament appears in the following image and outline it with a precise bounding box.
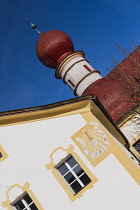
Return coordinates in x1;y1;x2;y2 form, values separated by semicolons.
71;121;111;166
76;121;109;159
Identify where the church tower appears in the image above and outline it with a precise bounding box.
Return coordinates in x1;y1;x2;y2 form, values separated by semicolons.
36;29;102;96
31;20;140;160
32;21;139;123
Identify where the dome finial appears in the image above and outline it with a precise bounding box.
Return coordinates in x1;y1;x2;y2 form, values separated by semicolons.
26;19;42;35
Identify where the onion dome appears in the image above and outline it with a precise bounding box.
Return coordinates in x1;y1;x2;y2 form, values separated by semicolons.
36;30;74;69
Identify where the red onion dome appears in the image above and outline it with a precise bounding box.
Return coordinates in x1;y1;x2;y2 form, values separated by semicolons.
36;30;74;69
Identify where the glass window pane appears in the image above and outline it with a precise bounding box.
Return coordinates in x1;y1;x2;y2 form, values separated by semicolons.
133;139;140;154
80;174;91;186
64;172;75;184
15;200;24;210
30;203;38;210
57;164;69;175
70;180;82;194
23;194;32;204
67;156;77;168
73;165;84;177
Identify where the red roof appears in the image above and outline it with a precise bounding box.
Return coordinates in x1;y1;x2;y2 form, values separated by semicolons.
83;47;140;122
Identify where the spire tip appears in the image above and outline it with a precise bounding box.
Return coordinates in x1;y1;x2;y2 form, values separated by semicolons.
26;19;42;35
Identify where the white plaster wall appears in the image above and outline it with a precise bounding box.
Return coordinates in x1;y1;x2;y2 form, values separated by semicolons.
0;114;140;210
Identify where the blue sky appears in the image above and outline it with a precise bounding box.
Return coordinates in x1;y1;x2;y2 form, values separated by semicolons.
0;0;140;112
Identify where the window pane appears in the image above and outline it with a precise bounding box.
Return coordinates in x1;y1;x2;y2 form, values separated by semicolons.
80;174;91;186
30;203;38;210
64;172;75;184
70;180;82;194
67;156;77;168
57;164;69;175
0;152;2;158
15;200;24;210
23;194;32;204
133;139;140;154
73;165;84;177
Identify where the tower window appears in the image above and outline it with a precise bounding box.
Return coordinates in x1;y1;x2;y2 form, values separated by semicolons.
11;192;38;210
68;79;75;87
56;155;91;194
133;139;140;154
84;65;92;72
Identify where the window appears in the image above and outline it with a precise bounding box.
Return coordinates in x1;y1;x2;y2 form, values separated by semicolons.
83;64;92;72
0;152;3;158
0;145;8;161
56;155;91;194
11;192;38;210
68;79;75;87
133;139;140;154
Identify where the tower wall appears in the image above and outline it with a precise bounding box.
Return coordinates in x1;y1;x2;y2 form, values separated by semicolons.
56;52;102;96
35;29;140;122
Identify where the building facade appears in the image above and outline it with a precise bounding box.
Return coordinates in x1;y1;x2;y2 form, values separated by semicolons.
0;26;140;209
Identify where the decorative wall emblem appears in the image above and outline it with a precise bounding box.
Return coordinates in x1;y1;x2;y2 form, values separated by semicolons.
71;121;111;166
76;122;109;159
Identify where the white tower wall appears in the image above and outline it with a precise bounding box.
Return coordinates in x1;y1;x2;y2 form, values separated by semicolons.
56;52;102;96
